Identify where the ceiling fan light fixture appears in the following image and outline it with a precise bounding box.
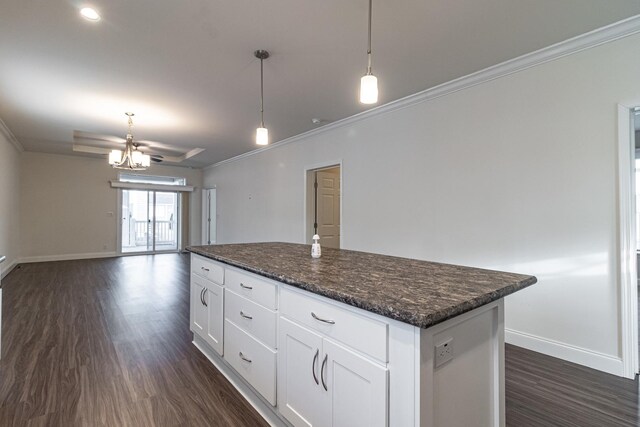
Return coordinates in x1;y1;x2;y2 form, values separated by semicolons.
108;113;151;170
108;149;122;165
256;127;268;146
80;7;101;21
131;149;143;165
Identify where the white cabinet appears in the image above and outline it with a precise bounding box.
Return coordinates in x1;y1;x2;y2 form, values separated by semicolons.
323;339;388;427
278;317;326;426
278;317;388;427
189;253;505;427
191;273;224;355
224;319;277;405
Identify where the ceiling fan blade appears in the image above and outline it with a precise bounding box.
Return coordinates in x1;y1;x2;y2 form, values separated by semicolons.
72;144;112;155
73;130;126;144
136;139;178;151
151;157;163;163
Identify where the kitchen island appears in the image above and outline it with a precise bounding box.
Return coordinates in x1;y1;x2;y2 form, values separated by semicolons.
187;243;536;427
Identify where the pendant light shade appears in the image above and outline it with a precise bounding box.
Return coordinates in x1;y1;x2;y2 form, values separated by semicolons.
360;74;378;104
255;49;270;145
256;126;268;146
360;0;378;104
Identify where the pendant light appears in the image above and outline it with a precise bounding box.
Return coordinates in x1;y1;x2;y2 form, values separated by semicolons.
360;0;378;104
255;49;270;146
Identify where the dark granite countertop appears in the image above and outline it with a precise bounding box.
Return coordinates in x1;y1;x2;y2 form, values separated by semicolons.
187;243;536;329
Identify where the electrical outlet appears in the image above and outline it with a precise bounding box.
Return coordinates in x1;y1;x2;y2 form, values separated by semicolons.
434;338;454;368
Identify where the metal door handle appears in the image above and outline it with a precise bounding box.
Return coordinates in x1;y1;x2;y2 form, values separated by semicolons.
202;289;208;307
240;311;253;320
240;282;253;290
311;312;335;325
239;352;252;363
321;354;328;391
312;349;319;385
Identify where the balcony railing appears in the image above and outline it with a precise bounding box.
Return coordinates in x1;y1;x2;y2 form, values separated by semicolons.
123;219;177;248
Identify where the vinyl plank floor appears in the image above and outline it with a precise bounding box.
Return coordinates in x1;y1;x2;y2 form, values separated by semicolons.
1;254;639;426
0;255;269;427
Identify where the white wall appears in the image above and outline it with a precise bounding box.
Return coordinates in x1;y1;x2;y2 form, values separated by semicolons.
20;152;203;260
0;130;21;277
204;33;640;374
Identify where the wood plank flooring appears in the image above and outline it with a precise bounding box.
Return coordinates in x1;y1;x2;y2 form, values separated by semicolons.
0;254;268;426
1;254;639;426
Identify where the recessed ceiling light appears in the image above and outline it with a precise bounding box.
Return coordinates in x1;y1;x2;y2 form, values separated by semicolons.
80;7;101;21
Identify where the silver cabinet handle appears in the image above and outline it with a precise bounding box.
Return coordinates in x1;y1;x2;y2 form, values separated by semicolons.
321;354;328;391
312;349;319;385
311;312;335;325
200;288;205;305
202;289;208;307
240;282;253;290
239;352;252;363
201;266;210;272
240;311;253;320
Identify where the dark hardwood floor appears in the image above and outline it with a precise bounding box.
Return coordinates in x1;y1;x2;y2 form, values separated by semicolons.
0;254;268;426
1;254;639;426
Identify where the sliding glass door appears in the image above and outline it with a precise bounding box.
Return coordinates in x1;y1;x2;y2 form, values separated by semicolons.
120;189;179;253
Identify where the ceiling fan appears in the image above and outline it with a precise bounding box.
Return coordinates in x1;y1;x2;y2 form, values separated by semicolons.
72;112;205;167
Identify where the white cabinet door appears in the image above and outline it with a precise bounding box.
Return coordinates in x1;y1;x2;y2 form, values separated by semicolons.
191;275;207;337
203;280;224;355
278;317;327;427
324;339;389;427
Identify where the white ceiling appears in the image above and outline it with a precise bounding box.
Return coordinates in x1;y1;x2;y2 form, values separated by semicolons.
1;1;639;168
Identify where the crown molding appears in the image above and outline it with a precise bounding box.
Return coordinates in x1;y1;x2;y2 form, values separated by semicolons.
206;14;640;170
0;117;24;153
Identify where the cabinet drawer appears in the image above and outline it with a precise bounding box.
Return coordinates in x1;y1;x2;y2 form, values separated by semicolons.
225;290;277;349
280;287;388;363
225;268;277;310
224;319;277;405
191;254;224;284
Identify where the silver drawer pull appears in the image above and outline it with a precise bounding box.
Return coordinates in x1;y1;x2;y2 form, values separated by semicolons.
240;311;253;320
311;312;335;324
239;352;252;363
240;282;253;290
201;266;210;272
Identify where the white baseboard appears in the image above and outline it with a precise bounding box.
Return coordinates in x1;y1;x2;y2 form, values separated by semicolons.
1;259;19;280
19;252;118;264
505;328;624;377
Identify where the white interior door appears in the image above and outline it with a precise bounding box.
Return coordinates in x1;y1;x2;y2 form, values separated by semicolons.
316;169;340;249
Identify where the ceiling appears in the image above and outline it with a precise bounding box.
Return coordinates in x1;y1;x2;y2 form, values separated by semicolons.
1;1;639;168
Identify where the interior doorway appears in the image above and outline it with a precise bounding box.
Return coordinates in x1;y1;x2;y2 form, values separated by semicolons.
305;164;341;248
618;104;640;378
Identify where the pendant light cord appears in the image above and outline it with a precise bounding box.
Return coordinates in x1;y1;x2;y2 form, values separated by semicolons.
367;0;373;75
260;57;265;127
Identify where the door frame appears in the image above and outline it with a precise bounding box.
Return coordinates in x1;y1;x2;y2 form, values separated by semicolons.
202;187;217;245
303;160;343;246
116;188;182;255
617;103;639;378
